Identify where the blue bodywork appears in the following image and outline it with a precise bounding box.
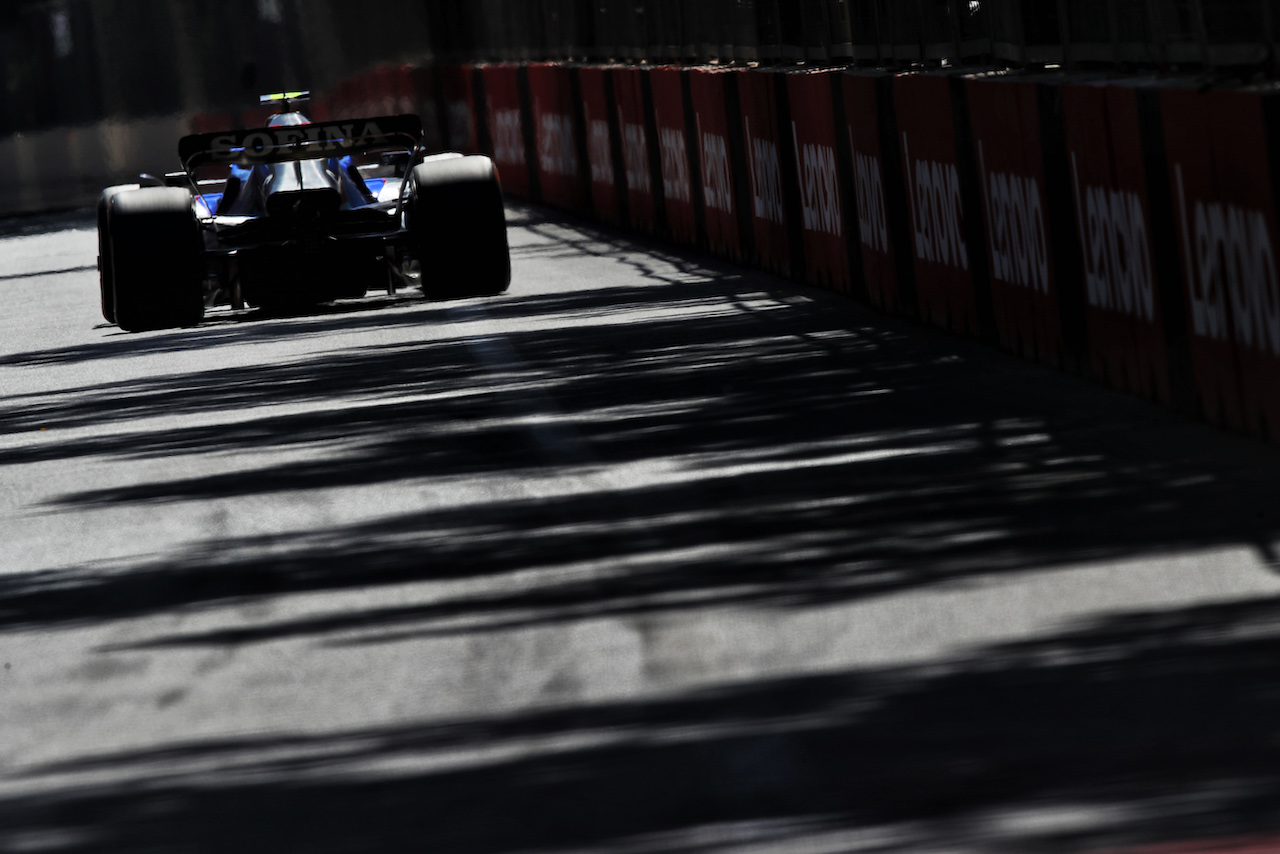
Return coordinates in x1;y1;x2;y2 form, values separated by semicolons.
208;155;384;217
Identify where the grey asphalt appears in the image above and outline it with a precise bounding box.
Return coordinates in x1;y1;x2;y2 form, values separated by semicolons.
2;203;1280;853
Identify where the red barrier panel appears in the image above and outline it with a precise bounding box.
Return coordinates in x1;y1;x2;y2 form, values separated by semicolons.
439;64;478;153
967;77;1062;366
480;64;531;200
1061;84;1173;403
1164;87;1280;438
389;65;418;117
358;64;414;118
311;82;337;123
578;66;621;224
527;63;587;213
410;66;444;152
893;73;979;334
238;102;277;129
650;67;698;245
736;70;791;278
842;73;903;314
689;68;744;262
613;67;658;234
1161;87;1245;429
786;70;851;294
190;112;235;135
347;71;377;120
1209;90;1280;440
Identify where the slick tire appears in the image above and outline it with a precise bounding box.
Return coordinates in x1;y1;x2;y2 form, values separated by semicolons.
96;183;139;325
406;155;510;299
107;187;205;332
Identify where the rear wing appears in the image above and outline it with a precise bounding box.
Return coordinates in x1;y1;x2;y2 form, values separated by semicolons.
178;114;423;171
259;90;310;110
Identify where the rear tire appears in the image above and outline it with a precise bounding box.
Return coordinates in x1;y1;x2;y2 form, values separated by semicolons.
406;155;510;299
107;187;205;332
96;183;139;325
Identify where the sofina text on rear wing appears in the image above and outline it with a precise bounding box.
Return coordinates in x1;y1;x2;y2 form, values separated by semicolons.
177;114;424;171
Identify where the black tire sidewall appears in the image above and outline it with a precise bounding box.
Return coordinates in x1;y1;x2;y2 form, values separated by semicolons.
108;187;204;332
407;155;511;299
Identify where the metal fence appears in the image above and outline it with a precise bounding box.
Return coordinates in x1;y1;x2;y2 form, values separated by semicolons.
439;0;1280;70
1;0;1278;138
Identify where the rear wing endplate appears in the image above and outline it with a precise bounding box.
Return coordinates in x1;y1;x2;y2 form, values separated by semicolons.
178;114;423;170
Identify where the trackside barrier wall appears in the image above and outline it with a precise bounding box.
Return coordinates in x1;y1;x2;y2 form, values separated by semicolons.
0;114;193;215
0;65;430;215
1061;82;1176;404
440;64;479;154
577;66;623;224
650;67;700;246
448;60;1280;445
313;65;443;153
735;69;793;278
480;64;533;200
892;72;984;336
527;63;588;213
688;68;748;263
412;67;446;153
786;70;854;295
612;67;661;235
1162;87;1280;441
843;71;912;318
15;53;1280;447
966;75;1065;367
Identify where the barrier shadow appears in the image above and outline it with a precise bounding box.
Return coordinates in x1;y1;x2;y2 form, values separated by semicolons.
5;205;1280;851
1;252;1279;637
0;208;95;238
6;595;1280;852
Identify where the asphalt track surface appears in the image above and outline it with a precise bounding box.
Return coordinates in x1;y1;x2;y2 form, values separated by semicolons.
3;203;1280;853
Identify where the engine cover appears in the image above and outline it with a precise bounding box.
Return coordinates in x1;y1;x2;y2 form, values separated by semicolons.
264;160;341;220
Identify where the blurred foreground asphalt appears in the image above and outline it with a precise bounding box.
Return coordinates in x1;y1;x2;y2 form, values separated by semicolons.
2;204;1280;853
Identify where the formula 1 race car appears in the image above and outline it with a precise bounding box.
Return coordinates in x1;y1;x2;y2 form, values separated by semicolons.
97;92;510;332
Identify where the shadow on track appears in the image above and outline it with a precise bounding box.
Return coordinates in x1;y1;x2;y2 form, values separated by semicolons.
4;204;1280;852
0;264;97;282
4;270;1278;635
6;596;1280;853
0;207;94;237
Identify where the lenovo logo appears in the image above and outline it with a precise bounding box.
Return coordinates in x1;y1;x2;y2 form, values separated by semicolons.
903;135;968;271
851;143;889;255
587;119;612;185
744;116;784;225
447;101;474;149
659;127;692;205
697;123;733;215
1176;164;1280;356
1070;153;1155;322
980;143;1049;294
619;117;650;194
793;123;842;238
490;108;524;166
535;108;578;178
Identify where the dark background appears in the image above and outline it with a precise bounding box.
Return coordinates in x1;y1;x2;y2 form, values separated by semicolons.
2;0;1277;136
